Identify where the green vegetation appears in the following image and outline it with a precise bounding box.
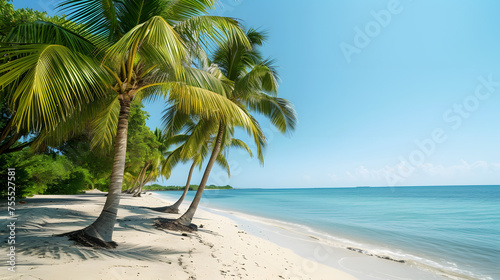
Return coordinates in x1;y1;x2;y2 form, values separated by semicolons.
144;184;233;191
0;0;295;246
0;1;66;157
0;149;92;197
0;0;65;39
0;102;156;197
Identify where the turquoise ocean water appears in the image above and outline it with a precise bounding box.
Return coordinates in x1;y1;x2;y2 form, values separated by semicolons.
155;185;500;280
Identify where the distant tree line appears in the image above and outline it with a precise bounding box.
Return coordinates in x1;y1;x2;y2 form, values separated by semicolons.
144;184;233;191
0;0;296;247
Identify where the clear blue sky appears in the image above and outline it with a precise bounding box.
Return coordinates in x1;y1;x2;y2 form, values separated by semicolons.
14;0;500;188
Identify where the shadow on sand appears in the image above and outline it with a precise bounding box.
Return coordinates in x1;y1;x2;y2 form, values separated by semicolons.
0;194;192;268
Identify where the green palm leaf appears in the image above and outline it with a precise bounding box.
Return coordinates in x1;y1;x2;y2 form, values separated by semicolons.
116;0;166;33
246;94;297;134
58;0;121;42
142;81;253;127
0;44;108;132
235;60;280;96
161;105;192;136
89;95;120;151
229;138;253;158
215;151;230;177
104;16;186;77
162;0;216;22
30;92;115;151
5;21;98;56
174;15;251;50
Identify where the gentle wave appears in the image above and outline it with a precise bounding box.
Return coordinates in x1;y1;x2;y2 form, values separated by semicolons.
207;207;489;280
155;185;499;280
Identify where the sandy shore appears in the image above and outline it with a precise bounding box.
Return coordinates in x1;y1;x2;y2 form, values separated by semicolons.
0;193;358;280
209;209;447;280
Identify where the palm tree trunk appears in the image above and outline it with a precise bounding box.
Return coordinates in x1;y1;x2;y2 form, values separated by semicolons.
129;162;149;194
0;131;21;155
125;169;141;193
0;117;13;143
2;140;32;154
177;124;224;226
170;161;196;209
152;160;196;213
131;172;145;196
133;166;153;197
78;98;131;243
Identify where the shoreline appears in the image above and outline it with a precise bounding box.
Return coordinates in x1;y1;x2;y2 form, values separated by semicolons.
0;193;357;280
155;189;488;280
198;207;450;280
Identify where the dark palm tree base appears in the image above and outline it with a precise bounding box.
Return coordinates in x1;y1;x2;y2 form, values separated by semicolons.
154;218;197;232
58;230;117;249
148;206;180;214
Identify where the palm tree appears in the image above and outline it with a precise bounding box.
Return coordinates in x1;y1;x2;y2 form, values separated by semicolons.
125;148;163;197
151;112;252;214
131;153;161;197
0;0;253;247
157;29;297;230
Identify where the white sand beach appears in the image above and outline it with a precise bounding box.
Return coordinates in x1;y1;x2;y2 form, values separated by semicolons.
212;209;448;280
0;193;358;280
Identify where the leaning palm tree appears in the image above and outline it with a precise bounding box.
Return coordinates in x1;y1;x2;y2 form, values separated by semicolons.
0;0;252;247
151;111;252;213
57;0;254;247
156;29;297;229
131;151;162;197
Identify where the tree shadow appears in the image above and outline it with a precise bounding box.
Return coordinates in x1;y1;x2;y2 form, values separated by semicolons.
16;234;189;267
20;194;107;205
0;207;95;237
1;194;194;267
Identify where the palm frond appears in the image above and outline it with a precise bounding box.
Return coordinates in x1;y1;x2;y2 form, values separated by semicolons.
142;81;253;127
246;94;297;134
229;138;253;158
215;152;230;177
244;113;266;164
235;61;279;96
246;28;267;47
182;66;234;97
90;95;120;151
179;118;217;158
161;105;192;136
162;0;216;22
0;44;108;132
30;92;114;151
104;16;186;77
116;0;166;33
160;144;186;177
58;0;122;42
163;134;190;149
174;15;250;50
5;21;98;56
